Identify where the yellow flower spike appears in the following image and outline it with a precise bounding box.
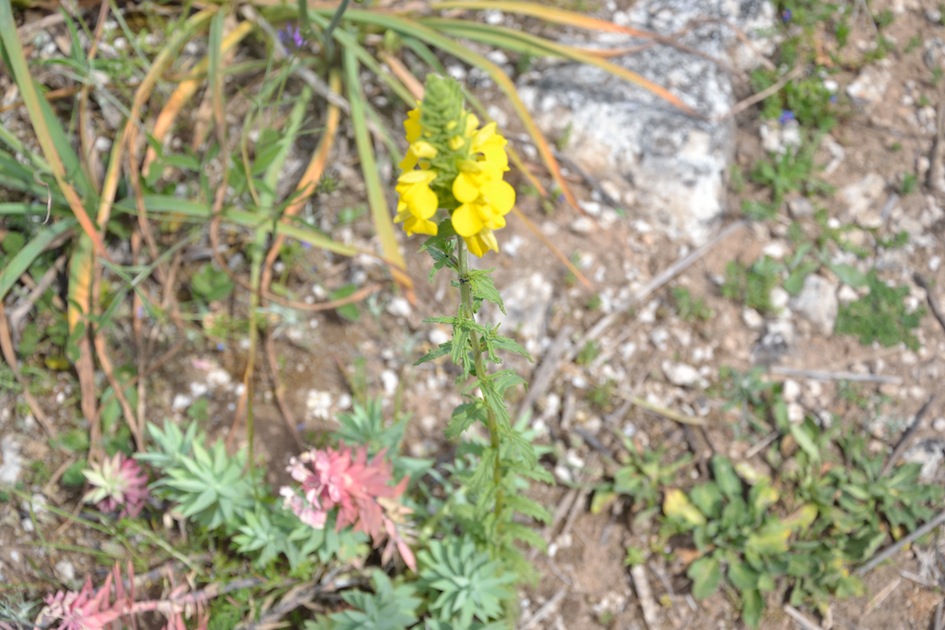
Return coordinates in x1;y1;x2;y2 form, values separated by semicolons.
394;75;518;255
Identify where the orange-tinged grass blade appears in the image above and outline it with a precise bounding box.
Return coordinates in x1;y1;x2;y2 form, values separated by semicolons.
328;9;581;213
379;51;424;101
143;19;253;177
426;19;697;116
97;8;216;229
0;0;107;258
290;71;342;212
342;47;413;294
68;233;101;456
430;0;659;39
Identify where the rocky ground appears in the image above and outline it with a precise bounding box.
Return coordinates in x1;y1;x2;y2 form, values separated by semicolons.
2;0;945;628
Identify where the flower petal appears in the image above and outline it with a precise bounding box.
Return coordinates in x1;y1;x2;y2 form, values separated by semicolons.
451;203;484;237
482;180;515;214
452;172;481;204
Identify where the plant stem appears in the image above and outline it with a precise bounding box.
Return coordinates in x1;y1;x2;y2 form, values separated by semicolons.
322;0;351;58
455;237;504;524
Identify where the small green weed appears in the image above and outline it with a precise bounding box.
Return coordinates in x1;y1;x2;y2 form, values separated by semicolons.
664;456;814;627
835;272;924;349
671;286;714;322
721;257;781;314
576;340;601;366
592;441;692;528
900;172;918;195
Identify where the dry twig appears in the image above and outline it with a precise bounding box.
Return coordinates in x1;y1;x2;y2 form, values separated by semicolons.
783;604;824;630
570;220;747;360
882;395;936;476
915;273;945;337
631;564;661;630
857;509;945;576
767;365;902;385
521;588;568;630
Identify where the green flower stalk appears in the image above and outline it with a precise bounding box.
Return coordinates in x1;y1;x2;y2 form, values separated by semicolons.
401;75;551;578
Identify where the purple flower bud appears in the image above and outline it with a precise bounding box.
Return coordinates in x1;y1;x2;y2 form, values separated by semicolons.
781;9;792;22
778;109;796;125
279;24;306;51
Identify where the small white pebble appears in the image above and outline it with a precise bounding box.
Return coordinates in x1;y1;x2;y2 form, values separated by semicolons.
386;297;411;318
171;394;191;412
381;369;398;396
782;379;801;403
428;328;450;346
742;308;764;330
787;402;805;424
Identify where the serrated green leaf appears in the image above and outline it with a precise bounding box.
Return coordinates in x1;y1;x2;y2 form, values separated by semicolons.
468;270;505;314
741;588;764;627
687;555;722;600
690;483;723;520
790;421;820;461
711;456;743;499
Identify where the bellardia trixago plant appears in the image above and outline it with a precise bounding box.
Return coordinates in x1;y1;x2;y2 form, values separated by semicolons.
398;74;552;581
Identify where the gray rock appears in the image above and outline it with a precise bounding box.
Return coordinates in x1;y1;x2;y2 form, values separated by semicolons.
662;361;705;388
846;65;892;106
903;439;945;481
791;275;838;335
787;196;815;218
55;560;76;583
516;0;775;244
840;173;887;228
0;438;22;486
925;37;945;72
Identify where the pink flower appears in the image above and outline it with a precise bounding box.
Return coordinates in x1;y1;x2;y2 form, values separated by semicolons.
282;444;416;570
39;572;125;630
82;453;150;518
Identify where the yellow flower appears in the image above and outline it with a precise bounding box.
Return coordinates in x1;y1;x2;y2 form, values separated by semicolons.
449;120;515;256
393;79;517;256
395;170;438;236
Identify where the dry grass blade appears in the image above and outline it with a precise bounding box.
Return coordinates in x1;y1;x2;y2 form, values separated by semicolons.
431;0;659;38
68;236;102;459
143;20;254;177
98;8;216;230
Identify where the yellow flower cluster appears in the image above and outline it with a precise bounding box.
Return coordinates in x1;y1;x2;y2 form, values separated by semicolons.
395;99;515;257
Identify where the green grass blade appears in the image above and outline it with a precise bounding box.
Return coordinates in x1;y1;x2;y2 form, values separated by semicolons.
0;0;104;254
112;195;365;259
306;11;416;106
259;87;312;210
0;218;75;302
342;46;411;290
